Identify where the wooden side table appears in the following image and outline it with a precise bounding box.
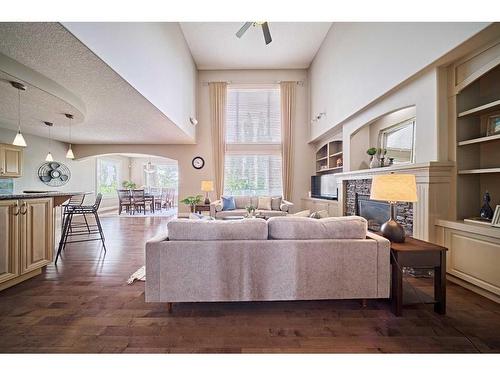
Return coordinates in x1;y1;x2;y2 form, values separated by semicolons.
194;204;211;215
390;236;448;316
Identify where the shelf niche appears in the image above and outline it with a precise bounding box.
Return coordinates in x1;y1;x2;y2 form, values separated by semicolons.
456;63;500;220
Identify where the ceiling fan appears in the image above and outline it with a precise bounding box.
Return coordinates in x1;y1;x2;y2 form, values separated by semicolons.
236;22;272;45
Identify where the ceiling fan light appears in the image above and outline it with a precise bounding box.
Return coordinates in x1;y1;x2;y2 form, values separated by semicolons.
13;130;27;147
45;152;53;162
66;145;75;159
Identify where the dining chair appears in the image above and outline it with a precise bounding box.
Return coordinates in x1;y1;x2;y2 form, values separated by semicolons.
117;189;132;215
131;189;150;215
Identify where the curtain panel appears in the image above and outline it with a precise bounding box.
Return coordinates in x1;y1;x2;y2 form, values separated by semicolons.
209;82;227;198
280;81;296;201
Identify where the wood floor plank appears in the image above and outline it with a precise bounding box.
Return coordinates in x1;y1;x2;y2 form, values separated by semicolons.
0;215;498;353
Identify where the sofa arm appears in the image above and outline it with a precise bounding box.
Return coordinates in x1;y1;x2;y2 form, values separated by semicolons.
280;200;294;213
366;231;391;298
210;200;222;217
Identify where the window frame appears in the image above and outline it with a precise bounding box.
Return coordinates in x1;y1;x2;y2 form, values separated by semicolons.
224;84;283;196
96;157;122;198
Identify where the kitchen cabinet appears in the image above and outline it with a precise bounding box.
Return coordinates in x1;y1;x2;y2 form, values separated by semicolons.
0;143;23;177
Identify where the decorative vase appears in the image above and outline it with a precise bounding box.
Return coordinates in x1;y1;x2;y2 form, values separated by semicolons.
369;155;379;169
480;191;494;220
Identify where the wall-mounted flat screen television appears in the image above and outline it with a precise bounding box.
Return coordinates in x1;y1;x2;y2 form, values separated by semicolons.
311;174;338;200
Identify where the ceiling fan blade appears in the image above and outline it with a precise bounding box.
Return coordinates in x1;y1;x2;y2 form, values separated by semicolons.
262;22;272;45
236;22;253;38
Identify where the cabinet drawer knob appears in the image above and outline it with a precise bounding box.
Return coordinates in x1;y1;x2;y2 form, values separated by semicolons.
20;202;27;215
12;202;20;216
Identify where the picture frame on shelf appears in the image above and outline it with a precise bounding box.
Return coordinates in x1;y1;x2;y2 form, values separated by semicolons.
486;114;500;136
492;205;500;228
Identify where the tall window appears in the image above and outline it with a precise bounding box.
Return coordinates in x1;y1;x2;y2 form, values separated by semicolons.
224;85;282;196
97;157;121;197
143;163;178;189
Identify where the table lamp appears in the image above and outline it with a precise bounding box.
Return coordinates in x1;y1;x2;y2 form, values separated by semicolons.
201;180;214;204
370;174;418;243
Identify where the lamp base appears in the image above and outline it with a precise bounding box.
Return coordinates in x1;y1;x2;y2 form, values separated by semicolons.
380;219;406;243
204;197;211;205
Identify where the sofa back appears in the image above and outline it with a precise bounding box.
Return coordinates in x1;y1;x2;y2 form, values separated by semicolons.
168;218;268;241
267;216;367;240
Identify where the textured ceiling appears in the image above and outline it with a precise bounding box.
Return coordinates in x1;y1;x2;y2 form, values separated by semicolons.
180;22;332;70
0;23;194;144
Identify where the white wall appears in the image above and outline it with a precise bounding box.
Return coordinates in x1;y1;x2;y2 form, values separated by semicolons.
0;127;95;196
0;127;132;210
63;22;197;140
309;22;489;141
74;69;314;212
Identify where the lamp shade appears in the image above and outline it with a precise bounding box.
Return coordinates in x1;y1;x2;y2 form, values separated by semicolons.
370;174;418;203
201;180;214;192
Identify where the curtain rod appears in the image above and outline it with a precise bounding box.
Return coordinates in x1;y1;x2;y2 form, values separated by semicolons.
201;80;304;86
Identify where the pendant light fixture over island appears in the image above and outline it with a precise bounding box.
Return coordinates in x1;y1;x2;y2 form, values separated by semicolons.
10;81;28;147
44;121;54;162
65;113;75;159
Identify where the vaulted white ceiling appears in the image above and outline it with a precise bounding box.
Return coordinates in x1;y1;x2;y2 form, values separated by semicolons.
180;22;332;70
0;23;194;145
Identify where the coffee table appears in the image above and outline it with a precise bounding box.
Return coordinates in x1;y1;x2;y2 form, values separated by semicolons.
222;215;246;220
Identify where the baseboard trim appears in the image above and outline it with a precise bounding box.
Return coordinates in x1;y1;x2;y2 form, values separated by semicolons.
447;274;500;303
0;269;42;292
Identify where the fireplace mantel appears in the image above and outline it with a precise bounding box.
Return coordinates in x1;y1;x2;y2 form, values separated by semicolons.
335;161;455;241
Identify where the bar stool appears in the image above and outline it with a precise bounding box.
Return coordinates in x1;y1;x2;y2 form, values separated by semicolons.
55;193;106;264
61;194;89;233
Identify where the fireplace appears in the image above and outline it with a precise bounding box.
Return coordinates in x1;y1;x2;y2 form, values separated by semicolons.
355;194;389;232
346;178;413;235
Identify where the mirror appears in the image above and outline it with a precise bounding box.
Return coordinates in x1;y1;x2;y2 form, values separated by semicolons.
378;118;415;164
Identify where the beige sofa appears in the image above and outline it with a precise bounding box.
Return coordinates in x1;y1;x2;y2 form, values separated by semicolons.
145;216;390;305
209;196;293;219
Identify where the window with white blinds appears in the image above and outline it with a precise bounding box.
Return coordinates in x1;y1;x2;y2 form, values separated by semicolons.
224;154;282;196
226;86;281;144
224;85;283;196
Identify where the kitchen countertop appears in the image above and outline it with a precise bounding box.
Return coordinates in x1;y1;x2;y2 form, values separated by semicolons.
0;191;92;200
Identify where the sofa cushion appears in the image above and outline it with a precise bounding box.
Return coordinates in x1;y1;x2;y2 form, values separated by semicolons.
234;196;251;209
267;216;367;240
168;218;268;240
222;196;236;211
271;196;282;211
258;196;272;210
215;209;248;218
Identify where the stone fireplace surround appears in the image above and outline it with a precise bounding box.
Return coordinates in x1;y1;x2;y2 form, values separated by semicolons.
335;162;454;242
345;181;413;235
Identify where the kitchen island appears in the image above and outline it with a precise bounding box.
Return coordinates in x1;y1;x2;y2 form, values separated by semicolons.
0;191;91;291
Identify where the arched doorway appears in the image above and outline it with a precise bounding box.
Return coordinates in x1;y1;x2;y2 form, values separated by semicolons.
92;153;178;216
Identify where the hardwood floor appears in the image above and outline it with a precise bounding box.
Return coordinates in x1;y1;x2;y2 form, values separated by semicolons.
0;215;499;353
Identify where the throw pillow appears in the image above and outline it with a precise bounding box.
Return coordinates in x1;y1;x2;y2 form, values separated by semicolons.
222;196;236;211
310;210;329;219
292;209;311;217
257;196;272;210
271;196;282;211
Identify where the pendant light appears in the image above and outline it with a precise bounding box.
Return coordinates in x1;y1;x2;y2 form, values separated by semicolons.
144;157;155;173
44;121;54;162
65;113;75;159
10;81;27;147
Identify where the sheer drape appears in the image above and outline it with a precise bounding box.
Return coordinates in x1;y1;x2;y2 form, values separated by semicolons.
209;82;227;198
280;81;296;201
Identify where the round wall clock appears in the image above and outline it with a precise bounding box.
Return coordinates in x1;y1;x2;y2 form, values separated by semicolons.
192;156;205;170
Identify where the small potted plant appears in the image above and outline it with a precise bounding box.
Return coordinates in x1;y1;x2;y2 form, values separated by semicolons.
245;204;256;218
122;180;137;189
367;147;379;168
180;195;203;213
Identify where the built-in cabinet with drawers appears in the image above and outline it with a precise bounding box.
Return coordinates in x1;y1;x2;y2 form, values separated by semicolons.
0;198;53;291
0;143;23;177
